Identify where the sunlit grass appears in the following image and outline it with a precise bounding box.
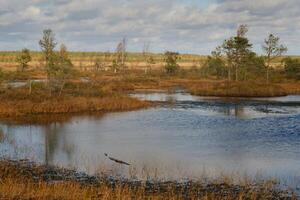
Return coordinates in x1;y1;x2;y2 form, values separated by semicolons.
185;80;288;97
0;82;151;118
0;159;296;200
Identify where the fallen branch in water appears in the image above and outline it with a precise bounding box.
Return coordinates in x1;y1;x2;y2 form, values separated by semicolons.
104;153;130;166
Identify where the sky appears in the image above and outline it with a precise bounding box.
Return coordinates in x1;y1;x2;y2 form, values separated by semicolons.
0;0;300;55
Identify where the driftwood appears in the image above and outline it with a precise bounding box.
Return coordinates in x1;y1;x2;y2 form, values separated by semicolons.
104;153;130;166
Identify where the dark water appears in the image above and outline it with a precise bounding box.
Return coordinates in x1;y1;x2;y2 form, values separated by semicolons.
0;92;300;190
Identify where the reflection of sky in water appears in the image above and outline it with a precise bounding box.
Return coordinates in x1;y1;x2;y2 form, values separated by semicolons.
0;93;300;191
131;93;300;119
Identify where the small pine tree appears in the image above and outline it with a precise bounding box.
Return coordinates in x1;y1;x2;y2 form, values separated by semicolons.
221;24;253;81
164;51;180;75
39;29;57;84
16;48;31;72
54;44;73;96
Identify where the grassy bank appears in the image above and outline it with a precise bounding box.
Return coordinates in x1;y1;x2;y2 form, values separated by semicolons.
181;80;289;97
0;82;150;118
100;74;299;97
0;96;149;117
101;74;299;97
0;159;296;200
0;73;299;120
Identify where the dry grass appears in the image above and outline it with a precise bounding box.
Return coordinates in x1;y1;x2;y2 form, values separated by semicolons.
0;51;207;72
0;160;296;200
0;82;151;118
184;80;288;97
0;179;290;200
280;82;300;94
0;71;298;120
0;96;150;117
100;74;297;97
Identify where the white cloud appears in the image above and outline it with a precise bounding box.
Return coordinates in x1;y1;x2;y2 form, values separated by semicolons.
23;6;41;20
0;0;299;54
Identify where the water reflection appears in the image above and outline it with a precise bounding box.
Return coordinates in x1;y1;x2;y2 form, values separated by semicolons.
43;123;75;166
131;92;300;119
220;105;245;118
0;93;300;191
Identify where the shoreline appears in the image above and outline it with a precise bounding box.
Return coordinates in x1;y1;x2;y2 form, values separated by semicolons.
0;86;151;119
0;79;299;121
0;159;296;199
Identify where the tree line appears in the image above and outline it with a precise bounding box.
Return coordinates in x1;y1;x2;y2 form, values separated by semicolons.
199;25;300;81
13;26;300;92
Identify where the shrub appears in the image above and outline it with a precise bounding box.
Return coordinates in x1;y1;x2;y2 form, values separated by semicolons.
283;57;300;80
16;48;31;72
164;51;180;75
202;56;227;78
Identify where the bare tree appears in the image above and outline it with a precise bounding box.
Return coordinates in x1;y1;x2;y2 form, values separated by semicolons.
113;38;127;73
237;24;248;37
262;34;287;83
142;42;150;57
104;51;111;71
142;42;154;74
59;44;68;60
121;37;126;66
56;44;73;96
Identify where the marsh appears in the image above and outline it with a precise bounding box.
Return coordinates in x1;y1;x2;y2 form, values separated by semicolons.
1;92;299;194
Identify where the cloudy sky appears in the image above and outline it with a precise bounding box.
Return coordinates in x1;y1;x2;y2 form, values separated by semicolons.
0;0;299;54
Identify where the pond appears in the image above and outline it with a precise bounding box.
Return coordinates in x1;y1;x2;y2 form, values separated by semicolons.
0;92;300;191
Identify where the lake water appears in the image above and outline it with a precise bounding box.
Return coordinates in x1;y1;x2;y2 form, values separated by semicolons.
0;92;300;191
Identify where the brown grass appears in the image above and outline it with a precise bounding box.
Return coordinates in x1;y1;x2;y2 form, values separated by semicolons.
280;82;300;94
184;80;288;97
0;82;151;118
101;74;297;97
0;96;149;117
0;160;296;200
0;72;298;121
0;179;290;200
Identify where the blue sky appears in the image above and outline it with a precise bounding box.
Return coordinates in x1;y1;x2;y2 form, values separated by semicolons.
0;0;299;55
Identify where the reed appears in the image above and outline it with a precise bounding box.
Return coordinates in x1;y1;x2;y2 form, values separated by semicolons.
0;160;296;200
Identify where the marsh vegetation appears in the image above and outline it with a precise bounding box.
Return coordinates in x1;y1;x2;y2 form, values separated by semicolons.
0;159;296;200
0;25;299;199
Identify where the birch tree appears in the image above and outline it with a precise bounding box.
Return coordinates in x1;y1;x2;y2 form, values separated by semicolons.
262;34;287;83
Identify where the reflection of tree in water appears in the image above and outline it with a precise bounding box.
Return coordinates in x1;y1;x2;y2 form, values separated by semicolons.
222;105;246;118
0;128;5;143
44;122;75;166
165;95;177;109
166;95;176;104
255;104;270;114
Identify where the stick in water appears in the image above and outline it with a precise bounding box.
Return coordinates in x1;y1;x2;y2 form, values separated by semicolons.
104;153;130;166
